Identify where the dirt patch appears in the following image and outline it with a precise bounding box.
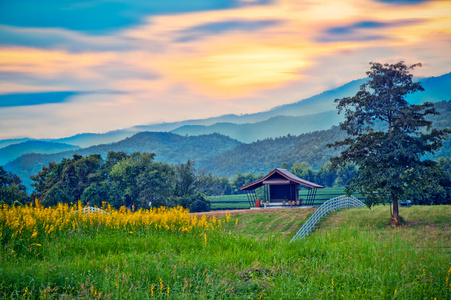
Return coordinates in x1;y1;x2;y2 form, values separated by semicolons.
191;207;317;218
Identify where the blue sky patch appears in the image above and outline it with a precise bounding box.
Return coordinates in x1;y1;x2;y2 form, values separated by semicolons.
0;0;271;35
0;91;80;107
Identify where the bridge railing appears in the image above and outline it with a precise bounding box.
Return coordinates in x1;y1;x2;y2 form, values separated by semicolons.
290;195;366;242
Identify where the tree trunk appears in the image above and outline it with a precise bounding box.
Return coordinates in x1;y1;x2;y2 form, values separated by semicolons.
389;193;401;226
393;195;399;219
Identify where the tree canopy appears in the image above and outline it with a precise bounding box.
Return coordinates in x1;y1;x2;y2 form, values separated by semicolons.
0;166;28;206
329;61;450;225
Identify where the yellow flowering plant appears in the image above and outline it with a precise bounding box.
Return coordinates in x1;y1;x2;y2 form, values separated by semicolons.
0;200;223;256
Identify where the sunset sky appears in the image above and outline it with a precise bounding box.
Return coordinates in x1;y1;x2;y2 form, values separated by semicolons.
1;0;450;140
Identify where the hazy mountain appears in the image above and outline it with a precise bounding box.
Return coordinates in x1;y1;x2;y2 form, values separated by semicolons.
406;72;451;104
44;130;137;148
0;140;80;166
0;138;33;149
171;110;344;143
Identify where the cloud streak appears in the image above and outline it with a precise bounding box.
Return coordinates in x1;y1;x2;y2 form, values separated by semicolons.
0;0;450;139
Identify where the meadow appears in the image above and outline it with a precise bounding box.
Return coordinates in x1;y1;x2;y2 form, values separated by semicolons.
1;201;450;299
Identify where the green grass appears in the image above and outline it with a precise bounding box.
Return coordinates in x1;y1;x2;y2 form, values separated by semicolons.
299;187;345;197
209;188;355;209
1;205;450;299
208;194;250;209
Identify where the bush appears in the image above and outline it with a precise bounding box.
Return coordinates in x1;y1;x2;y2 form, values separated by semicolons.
180;193;211;213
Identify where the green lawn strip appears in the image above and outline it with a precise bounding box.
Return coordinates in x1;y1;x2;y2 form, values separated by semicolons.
209;188;365;211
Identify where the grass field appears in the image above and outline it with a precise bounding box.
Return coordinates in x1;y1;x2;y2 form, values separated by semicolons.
208;194;250;210
1;203;450;299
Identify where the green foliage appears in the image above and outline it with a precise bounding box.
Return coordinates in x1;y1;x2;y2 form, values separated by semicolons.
28;151;218;211
197;172;232;196
329;62;451;222
30;154;103;206
279;161;355;188
109;152;177;208
230;172;263;194
406;160;451;205
0;166;29;205
174;159;197;197
179;192;211;212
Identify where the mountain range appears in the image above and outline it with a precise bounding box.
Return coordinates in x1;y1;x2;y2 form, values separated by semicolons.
1;72;450;193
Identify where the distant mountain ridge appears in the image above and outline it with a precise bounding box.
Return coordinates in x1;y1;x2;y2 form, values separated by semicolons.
171;110;344;143
0;140;80;166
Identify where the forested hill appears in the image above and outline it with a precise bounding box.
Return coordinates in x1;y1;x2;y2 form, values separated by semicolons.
207;127;347;176
4;132;241;190
207;100;451;176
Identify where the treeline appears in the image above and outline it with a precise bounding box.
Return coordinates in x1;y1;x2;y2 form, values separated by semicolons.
0;151;354;210
2;152;451;210
27;152;215;212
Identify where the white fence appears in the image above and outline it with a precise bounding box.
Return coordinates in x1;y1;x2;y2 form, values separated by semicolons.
290;195;366;242
73;206;109;215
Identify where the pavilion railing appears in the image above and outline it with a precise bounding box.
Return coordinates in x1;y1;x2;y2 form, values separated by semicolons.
290;195;366;242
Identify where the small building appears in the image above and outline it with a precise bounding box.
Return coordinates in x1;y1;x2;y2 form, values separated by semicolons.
239;168;324;207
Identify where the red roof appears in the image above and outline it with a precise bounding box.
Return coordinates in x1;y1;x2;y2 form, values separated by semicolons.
239;168;324;190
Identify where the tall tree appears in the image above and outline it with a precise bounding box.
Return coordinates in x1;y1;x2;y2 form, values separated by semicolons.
0;166;29;205
174;160;197;197
328;61;450;225
31;154;103;206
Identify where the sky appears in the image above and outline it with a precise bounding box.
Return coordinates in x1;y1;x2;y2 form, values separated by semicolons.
0;0;450;140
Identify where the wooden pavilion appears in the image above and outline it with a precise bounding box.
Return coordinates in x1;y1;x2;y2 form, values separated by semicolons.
239;168;324;207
